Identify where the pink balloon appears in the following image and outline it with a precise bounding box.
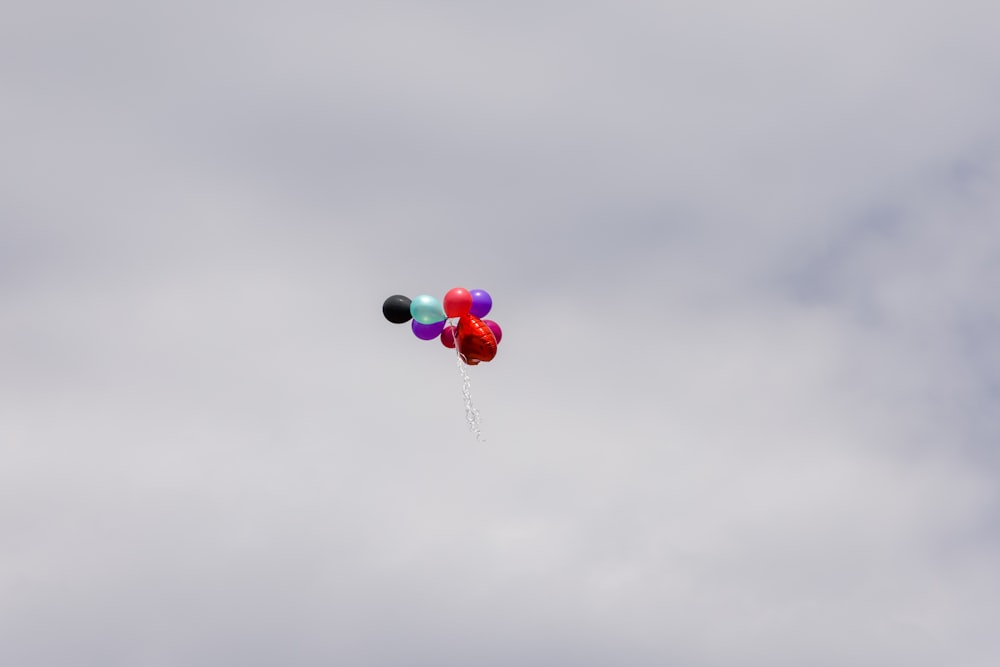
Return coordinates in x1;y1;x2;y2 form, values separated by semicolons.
440;325;457;349
483;319;502;344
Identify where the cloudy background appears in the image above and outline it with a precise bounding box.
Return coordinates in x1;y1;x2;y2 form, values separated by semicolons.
3;1;1000;665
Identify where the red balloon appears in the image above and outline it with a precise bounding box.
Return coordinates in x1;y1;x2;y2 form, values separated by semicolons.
443;287;473;318
455;314;497;365
440;325;456;349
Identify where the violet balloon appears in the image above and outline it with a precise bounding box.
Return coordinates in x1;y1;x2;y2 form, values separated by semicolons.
412;319;445;341
469;289;492;317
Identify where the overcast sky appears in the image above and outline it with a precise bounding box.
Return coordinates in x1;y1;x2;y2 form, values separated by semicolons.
2;1;1000;665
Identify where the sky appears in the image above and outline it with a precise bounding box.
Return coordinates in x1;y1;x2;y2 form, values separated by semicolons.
2;1;1000;665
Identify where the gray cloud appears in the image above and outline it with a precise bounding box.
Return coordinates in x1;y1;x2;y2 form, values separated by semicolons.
2;1;1000;665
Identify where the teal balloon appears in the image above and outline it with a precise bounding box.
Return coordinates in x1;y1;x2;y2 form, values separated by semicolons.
410;294;446;324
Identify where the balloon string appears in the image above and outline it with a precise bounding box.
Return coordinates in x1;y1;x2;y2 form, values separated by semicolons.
457;355;484;442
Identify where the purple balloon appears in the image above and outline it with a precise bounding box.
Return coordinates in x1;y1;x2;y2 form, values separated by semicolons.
469;289;492;317
411;319;445;341
484;319;502;344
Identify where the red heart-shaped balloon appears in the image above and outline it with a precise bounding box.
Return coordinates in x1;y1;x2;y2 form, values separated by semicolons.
455;314;497;365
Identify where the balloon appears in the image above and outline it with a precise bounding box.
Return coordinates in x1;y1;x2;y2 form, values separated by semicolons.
469;289;492;317
483;319;502;344
455;314;497;365
382;294;413;323
412;319;445;341
410;294;446;324
440;325;456;348
443;287;473;318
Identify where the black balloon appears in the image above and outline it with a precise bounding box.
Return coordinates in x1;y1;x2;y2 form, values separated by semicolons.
382;294;413;323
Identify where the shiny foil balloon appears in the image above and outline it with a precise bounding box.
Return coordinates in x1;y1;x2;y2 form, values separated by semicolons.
455;314;497;365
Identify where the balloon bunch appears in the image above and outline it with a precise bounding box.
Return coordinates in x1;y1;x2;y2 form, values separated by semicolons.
382;288;503;365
